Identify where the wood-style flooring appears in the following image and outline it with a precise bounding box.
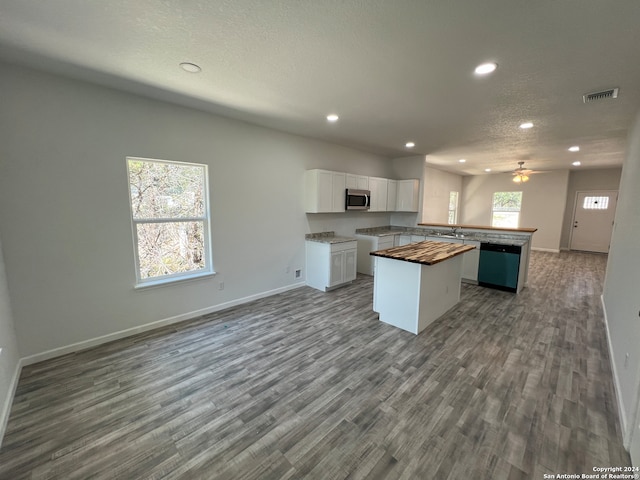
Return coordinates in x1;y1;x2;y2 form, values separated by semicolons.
0;251;631;479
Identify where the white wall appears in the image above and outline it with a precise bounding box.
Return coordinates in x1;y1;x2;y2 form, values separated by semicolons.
420;164;463;224
461;171;569;251
0;238;20;446
602;110;640;451
0;62;393;360
559;168;622;249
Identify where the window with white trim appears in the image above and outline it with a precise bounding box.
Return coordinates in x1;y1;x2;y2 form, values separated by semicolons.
448;191;459;224
582;196;610;210
491;191;523;228
127;157;212;286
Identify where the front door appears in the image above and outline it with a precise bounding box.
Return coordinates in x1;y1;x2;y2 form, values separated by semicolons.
570;190;618;253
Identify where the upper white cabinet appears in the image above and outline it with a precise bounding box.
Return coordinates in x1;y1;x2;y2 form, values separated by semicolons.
305;169;346;213
305;170;419;213
345;174;369;190
387;180;397;211
396;179;420;212
368;177;388;212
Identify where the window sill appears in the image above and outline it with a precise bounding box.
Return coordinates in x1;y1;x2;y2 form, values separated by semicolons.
134;270;216;290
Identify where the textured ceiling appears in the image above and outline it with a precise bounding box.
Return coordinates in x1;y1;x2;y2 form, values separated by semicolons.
1;0;639;175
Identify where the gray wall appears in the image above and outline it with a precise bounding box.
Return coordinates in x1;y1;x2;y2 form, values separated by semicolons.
602;110;640;451
0;62;394;363
559;168;622;249
460;171;570;251
0;238;19;445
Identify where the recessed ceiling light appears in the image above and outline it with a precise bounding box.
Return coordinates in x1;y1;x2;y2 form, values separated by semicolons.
572;161;581;166
569;146;580;152
179;62;201;73
474;62;498;75
485;168;492;172
326;114;339;122
405;142;415;148
519;122;534;129
458;159;466;163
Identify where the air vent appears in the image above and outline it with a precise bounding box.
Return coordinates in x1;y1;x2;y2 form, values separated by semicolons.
583;88;619;103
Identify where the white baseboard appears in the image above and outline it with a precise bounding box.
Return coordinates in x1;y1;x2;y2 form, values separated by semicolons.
0;357;23;449
20;281;306;367
601;294;629;447
531;247;561;253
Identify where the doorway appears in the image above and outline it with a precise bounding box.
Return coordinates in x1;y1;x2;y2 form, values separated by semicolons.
570;190;618;253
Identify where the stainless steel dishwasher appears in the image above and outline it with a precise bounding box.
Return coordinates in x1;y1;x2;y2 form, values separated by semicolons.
477;242;521;292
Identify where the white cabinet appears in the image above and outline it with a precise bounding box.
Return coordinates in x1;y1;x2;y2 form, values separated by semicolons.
355;234;397;275
305;169;346;213
461;242;480;282
424;235;479;283
346;174;369;190
398;235;412;246
411;234;426;243
306;240;357;291
396;179;420;212
368;177;389;212
387;180;397;211
305;170;419;214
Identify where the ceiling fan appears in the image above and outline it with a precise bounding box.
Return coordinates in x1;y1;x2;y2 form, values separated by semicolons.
511;161;539;183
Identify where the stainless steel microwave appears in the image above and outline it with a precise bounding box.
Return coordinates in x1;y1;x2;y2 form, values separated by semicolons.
345;189;370;210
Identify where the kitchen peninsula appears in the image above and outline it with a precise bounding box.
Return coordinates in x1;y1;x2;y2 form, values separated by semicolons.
356;223;536;293
371;241;475;334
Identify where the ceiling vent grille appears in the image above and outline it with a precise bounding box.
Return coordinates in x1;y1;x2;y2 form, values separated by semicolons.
583;88;619;103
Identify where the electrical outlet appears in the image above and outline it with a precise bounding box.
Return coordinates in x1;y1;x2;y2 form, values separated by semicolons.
295;269;301;278
219;281;224;291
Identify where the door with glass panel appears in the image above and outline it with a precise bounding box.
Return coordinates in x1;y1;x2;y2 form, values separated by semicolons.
570;190;618;253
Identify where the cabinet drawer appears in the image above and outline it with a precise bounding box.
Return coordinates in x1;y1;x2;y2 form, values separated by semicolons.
330;241;357;253
377;238;395;250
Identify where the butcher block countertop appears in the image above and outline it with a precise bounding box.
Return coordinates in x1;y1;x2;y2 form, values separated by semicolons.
370;240;475;266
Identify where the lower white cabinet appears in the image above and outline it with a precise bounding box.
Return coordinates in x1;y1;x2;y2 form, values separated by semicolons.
461;241;480;282
425;235;479;283
306;240;357;291
355;234;397;275
398;235;412;246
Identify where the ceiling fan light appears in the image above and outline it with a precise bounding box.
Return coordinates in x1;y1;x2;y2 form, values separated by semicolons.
512;173;530;183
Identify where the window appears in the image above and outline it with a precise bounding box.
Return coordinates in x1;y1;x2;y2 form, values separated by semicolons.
448;191;459;224
127;157;212;286
491;191;523;228
583;196;609;210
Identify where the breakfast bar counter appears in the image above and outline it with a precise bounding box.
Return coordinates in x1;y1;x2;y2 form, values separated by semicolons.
370;241;475;334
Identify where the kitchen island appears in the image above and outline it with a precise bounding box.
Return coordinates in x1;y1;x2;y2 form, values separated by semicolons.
371;241;475;334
